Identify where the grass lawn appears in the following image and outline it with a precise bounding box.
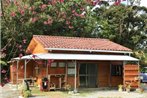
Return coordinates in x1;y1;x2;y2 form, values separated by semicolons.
30;86;94;97
30;86;147;98
31;86;70;97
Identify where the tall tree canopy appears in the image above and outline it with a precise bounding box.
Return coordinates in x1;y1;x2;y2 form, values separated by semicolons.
93;4;147;50
1;0;98;60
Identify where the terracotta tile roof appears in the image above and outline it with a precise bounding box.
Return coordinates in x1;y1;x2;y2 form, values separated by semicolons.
33;35;132;52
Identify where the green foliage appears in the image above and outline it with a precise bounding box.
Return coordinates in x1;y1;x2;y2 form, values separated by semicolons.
92;4;147;66
23;90;31;98
133;50;147;67
21;81;31;98
93;5;147;50
1;0;94;61
0;60;9;85
0;60;7;66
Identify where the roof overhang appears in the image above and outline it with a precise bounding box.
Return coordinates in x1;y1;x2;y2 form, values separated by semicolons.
44;48;132;54
12;53;138;61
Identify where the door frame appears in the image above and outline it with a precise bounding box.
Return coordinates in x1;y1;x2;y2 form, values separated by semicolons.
79;63;98;88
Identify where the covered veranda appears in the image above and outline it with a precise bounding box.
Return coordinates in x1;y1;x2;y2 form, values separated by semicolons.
11;53;139;92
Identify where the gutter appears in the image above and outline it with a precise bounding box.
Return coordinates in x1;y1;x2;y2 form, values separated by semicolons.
44;48;132;54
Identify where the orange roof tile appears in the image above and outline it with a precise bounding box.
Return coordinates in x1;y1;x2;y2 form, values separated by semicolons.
33;35;132;52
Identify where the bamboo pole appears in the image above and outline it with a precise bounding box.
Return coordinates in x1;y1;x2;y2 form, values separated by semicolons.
16;60;19;89
24;60;26;80
74;60;77;93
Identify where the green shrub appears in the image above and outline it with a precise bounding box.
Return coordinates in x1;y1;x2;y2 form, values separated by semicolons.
23;90;31;98
21;80;32;98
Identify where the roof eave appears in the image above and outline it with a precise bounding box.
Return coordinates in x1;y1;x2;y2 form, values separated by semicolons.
44;48;132;54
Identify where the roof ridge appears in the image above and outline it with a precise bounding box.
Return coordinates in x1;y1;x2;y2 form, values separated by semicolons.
33;35;109;41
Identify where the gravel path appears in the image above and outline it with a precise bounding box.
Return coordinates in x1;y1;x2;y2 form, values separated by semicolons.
64;90;147;98
0;83;20;98
1;83;147;98
79;91;145;98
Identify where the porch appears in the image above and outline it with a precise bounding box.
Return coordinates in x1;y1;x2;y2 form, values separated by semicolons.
10;53;139;91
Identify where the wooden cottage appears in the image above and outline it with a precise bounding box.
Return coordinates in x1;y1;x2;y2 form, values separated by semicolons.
10;35;139;91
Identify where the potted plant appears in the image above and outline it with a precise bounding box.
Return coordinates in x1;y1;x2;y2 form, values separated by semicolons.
136;87;144;94
126;84;131;93
118;84;123;92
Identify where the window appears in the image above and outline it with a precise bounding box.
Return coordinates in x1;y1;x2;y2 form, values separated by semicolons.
58;62;65;67
51;62;57;67
111;65;122;76
67;62;75;76
68;62;75;67
35;66;39;76
68;68;75;75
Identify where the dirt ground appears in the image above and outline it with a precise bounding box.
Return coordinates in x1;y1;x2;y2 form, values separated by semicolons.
1;83;147;98
32;90;147;98
30;86;147;98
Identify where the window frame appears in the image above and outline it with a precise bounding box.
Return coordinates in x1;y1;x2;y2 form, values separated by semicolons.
67;62;75;76
68;62;75;68
58;62;65;67
50;62;57;68
111;64;123;76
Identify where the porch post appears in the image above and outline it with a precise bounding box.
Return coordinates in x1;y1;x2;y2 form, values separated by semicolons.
12;65;14;84
24;60;27;80
46;60;48;77
74;60;77;93
109;63;112;87
65;61;68;86
137;61;140;87
0;61;2;84
123;61;126;86
16;60;19;89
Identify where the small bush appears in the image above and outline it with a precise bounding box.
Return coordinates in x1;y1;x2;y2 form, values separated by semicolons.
20;80;32;98
23;90;32;98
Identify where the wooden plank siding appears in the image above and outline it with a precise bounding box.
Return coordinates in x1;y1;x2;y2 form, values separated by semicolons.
26;38;48;54
110;62;123;87
10;60;35;84
97;61;123;87
98;62;110;87
111;76;123;87
10;60;125;88
123;64;140;88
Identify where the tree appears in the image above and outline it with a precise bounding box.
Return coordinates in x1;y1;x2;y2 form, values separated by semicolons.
1;0;95;61
92;4;147;50
1;0;98;85
0;60;9;86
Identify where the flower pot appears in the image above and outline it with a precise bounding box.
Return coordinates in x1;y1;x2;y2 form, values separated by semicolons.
118;88;123;92
126;88;130;93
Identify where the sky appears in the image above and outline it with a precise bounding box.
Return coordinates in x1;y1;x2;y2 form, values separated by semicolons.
108;0;147;7
140;0;147;7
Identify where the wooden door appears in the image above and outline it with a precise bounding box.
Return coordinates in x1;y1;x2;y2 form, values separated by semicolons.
98;64;110;87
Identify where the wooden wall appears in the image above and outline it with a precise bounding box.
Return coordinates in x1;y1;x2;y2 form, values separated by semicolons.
98;62;110;87
123;64;139;88
97;61;123;87
26;38;48;54
10;60;34;83
10;60;127;87
10;60;79;89
111;62;123;87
